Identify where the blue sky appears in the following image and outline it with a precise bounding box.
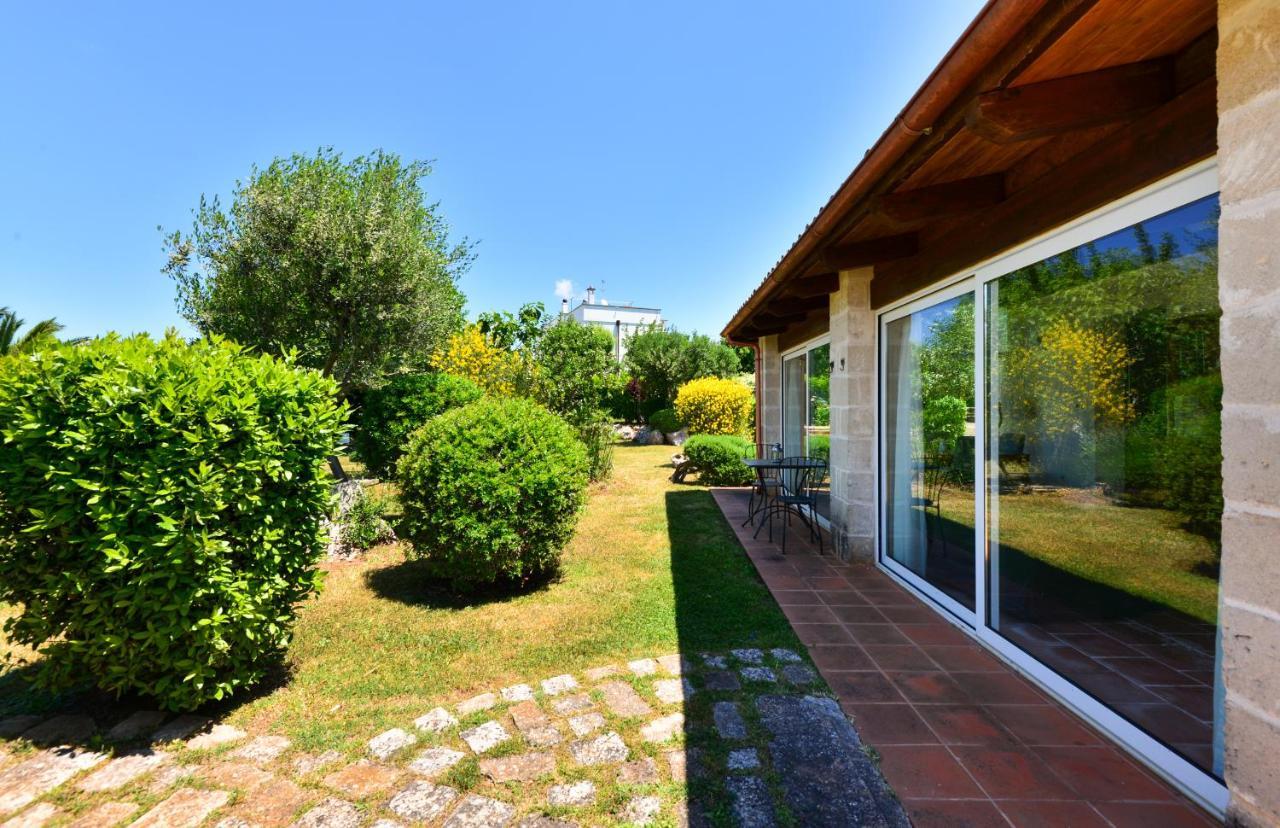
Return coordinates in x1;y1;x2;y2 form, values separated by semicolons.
0;1;984;341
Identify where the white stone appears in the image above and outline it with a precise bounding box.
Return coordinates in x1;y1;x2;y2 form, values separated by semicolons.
653;678;695;705
548;780;596;806
621;795;662;825
500;684;534;702
456;693;498;716
740;666;777;683
186;724;246;750
294;797;361;828
627;658;658;677
640;713;684;743
388;780;458;823
2;801;61;827
656;654;690;675
567;712;605;737
540;675;578;696
368;728;417;760
0;747;106;816
727;749;760;770
231;735;290;764
75;749;169;792
731;648;764;665
569;732;629;766
701;653;728;669
460;721;510;754
413;707;458;733
442;795;516;827
770;648;803;663
105;711;168;742
407;747;466;778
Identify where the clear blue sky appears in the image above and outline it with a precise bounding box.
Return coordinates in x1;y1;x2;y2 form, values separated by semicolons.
0;1;984;341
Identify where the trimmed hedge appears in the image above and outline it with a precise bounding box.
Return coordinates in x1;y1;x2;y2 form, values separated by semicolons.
397;397;588;588
647;407;683;435
675;377;753;436
351;372;482;478
0;334;347;710
683;434;754;486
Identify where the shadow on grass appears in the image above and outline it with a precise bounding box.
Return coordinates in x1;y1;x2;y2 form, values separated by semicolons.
363;556;557;610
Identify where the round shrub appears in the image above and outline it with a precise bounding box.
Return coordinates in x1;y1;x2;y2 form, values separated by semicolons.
675;377;753;436
397;397;588;588
351;372;482;478
647;407;684;435
683;434;755;486
0;334;347;710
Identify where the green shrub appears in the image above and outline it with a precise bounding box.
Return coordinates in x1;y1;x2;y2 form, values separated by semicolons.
683;435;754;486
397;397;588;588
339;488;394;549
0;334;347;710
575;416;616;483
648;407;684;434
675;377;754;436
923;394;967;451
351;372;482;478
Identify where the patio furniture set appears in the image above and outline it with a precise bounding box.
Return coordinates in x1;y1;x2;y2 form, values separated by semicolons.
741;443;829;556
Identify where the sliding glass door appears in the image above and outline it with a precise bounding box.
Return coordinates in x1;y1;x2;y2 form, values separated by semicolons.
876;163;1225;809
782;341;832;520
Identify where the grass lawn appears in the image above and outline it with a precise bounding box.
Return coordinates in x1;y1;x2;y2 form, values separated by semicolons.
1;443;815;825
937;485;1219;624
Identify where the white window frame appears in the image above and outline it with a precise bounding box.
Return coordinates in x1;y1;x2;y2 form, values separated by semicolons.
872;158;1226;817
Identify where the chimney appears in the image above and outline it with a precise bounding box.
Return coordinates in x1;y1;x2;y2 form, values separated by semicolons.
586;285;596;304
561;298;569;316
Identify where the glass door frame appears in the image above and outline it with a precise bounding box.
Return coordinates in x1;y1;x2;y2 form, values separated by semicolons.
872;158;1226;816
780;334;832;526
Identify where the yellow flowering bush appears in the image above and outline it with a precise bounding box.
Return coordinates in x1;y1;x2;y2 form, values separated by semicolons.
429;325;535;397
675;377;754;436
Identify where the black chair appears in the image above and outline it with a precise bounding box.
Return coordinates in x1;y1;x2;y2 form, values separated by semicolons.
755;456;828;556
742;442;783;527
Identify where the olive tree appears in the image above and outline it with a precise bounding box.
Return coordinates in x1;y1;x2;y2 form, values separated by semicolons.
164;148;470;394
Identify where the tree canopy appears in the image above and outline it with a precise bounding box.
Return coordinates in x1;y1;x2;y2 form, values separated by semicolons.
0;307;62;356
623;328;739;409
164;148;470;394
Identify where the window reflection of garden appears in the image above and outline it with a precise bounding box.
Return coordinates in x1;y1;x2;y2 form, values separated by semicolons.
806;343;832;520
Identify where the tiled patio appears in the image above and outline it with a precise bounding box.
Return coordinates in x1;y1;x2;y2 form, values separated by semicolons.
712;489;1220;828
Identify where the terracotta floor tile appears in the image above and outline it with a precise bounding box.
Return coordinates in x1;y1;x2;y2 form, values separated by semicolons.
816;589;869;606
988;704;1102;747
876;745;984;799
863;644;938;671
878;605;943;624
827;604;889;624
1093;801;1218;827
998;800;1110;827
842;703;938;746
1057;633;1142;659
843;624;912;646
891;671;974;705
1150;685;1215;720
950;671;1046;705
905;799;1008;828
927;645;1005;673
1098;657;1197;686
1036;746;1176;801
758;573;810;590
1114;703;1212;745
860;589;920;607
769;589;821;606
805;576;852;591
791;622;855;646
1071;670;1164;705
952;746;1077;799
916;705;1018;746
781;603;839;624
825;670;904;703
903;623;975;646
807;644;876;672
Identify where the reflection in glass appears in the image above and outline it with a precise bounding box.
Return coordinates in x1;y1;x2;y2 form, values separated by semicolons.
986;195;1223;777
782;354;806;458
883;293;976;610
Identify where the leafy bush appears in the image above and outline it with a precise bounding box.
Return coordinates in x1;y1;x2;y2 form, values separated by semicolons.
339;488;395;549
533;320;622;426
675;377;754;436
575;415;616;483
648;407;684;434
683;435;754;486
430;325;536;397
397;397;588;588
0;334;347;710
923;395;967;451
623;329;740;409
351;372;482;478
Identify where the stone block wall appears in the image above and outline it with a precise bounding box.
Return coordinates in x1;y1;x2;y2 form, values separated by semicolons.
1217;1;1280;824
758;334;782;448
827;268;877;560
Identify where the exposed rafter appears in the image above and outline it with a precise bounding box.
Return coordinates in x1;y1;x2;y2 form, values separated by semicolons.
786;272;840;298
875;175;1006;225
818;233;919;271
966;58;1176;144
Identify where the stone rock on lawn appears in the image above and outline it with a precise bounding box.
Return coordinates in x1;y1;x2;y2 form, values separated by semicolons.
442;794;516;828
656;654;691;675
414;707;458;733
627;658;658;677
598;681;652;718
731;648;764;665
388;780;459;823
236;777;313;825
3;802;62;827
770;649;802;663
186;723;247;751
516;818;577;828
480;752;555;783
407;747;466;778
713;702;747;741
701;653;728;669
0;746;106;816
150;715;209;743
781;664;818;685
540;675;579;696
76;749;170;792
368;728;416;760
293;797;362;828
583;665;620;681
460;721;510;754
0;717;41;740
106;711;167;742
20;715;96;746
66;801;139;828
233;734;291;764
508;701;548;734
547;780;596;807
457;693;498;716
640;713;684;743
323;761;402;799
726;777;776;828
617;757;660;784
653;678;695;705
130;787;231;828
665;750;688;784
500;684;534;702
703;670;741;692
621;795;662;825
727;749;760;770
550;694;593;715
200;761;274;790
146;763;198;794
740;667;777;684
523;725;563;748
568;731;629;766
567;712;605;737
370;821;407;828
293;750;343;776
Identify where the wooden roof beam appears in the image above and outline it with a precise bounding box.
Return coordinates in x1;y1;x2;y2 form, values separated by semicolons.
817;233;919;271
966;58;1176;144
785;272;840;298
875;176;1006;225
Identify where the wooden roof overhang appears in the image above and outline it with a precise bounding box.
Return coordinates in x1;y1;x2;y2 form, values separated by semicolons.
723;0;1218;344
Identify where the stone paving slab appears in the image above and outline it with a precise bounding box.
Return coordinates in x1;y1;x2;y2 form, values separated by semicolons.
653;678;694;705
703;670;741;692
548;780;595;807
568;732;629;766
540;675;578;696
292;750;342;776
66;801;139;828
2;801;62;827
640;713;684;743
105;711;167;742
731;649;764;665
388;780;458;822
75;749;169;792
150;715;208;743
0;719;41;740
500;684;533;702
756;695;909;828
627;658;658;677
293;797;361;828
131;787;230;828
583;665;619;681
656;654;691;675
727;748;760;770
508;701;548;734
20;716;95;746
233;735;291;764
322;761;402;799
726;776;776;828
781;664;817;685
414;707;458;733
550;694;593;715
617;757;659;784
523;724;563;748
460;721;510;754
567;712;604;737
407;747;466;778
187;723;247;750
0;746;105;816
368;728;416;760
621;795;661;825
457;693;498;716
442;794;515;827
770;649;802;664
201;761;274;790
146;762;197;794
479;752;555;783
236;777;313;826
598;681;651;717
713;702;747;741
516;817;576;828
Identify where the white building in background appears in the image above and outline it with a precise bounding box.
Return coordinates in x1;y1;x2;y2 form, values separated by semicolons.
559;286;663;361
